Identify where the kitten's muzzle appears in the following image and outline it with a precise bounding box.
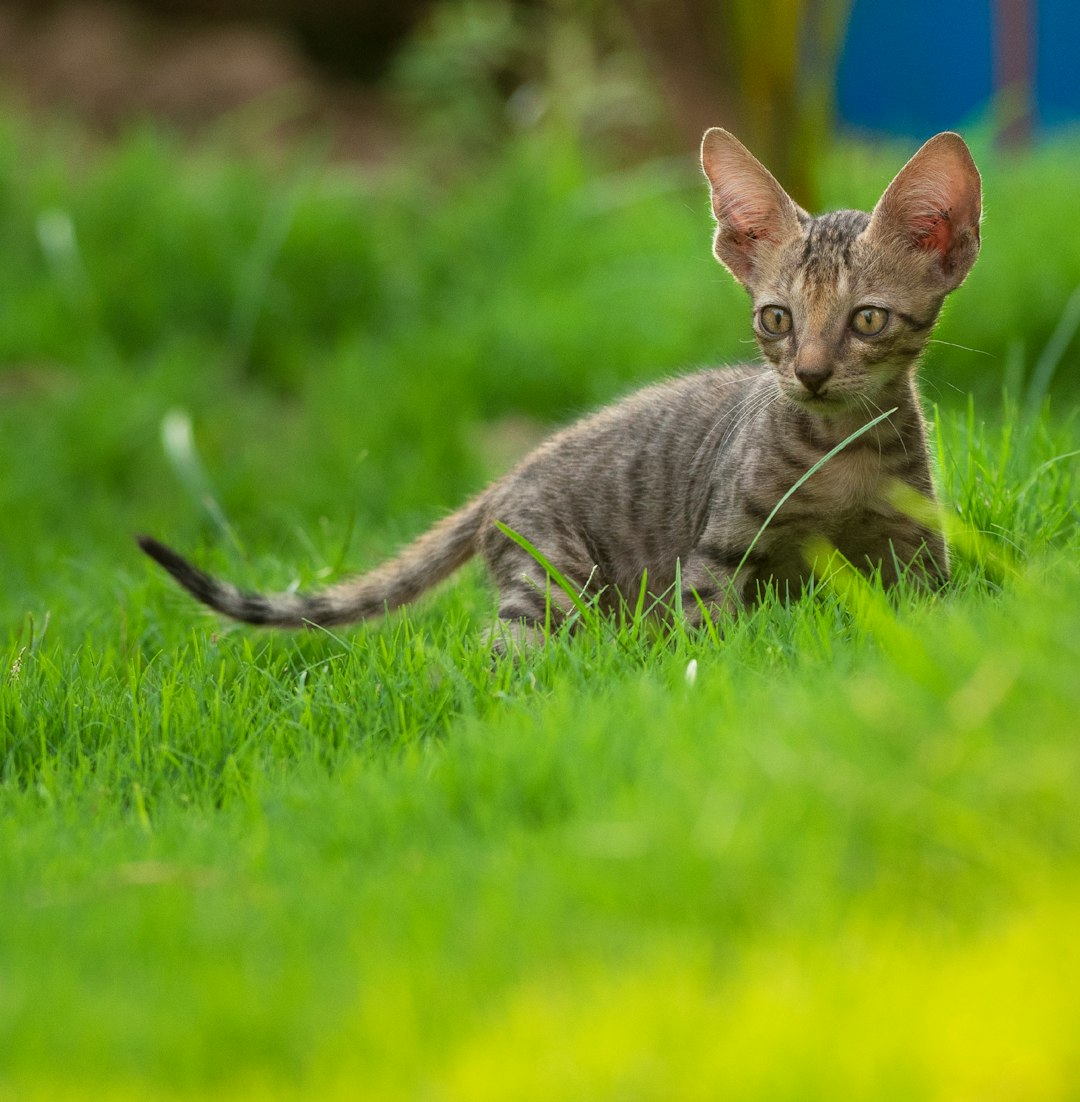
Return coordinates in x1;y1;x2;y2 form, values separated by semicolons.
794;363;833;396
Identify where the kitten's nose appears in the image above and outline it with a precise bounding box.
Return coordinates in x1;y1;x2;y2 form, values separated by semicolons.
795;362;833;395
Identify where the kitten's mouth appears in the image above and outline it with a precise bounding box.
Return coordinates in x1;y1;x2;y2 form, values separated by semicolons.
796;391;869;421
792;388;844;410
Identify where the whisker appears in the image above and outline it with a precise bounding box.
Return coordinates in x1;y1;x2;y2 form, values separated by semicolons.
927;338;993;357
864;394;907;458
716;387;776;454
686;376;764;474
681;374;776;507
710;390;780;482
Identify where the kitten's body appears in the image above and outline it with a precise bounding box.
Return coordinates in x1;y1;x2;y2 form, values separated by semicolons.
140;129;981;646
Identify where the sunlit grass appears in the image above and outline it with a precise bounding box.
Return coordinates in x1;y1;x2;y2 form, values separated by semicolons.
1;109;1079;1097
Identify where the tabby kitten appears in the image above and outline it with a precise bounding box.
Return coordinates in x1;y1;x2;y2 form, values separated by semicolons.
140;128;981;648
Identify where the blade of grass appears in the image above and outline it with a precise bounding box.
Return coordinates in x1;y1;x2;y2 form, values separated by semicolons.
1024;281;1080;419
160;408;243;554
725;405;899;600
493;520;600;635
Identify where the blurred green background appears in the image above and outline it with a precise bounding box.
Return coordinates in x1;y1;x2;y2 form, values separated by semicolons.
3;2;1080;1099
1;0;1074;592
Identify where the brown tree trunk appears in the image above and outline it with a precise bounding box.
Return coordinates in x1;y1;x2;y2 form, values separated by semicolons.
619;0;852;210
994;0;1034;148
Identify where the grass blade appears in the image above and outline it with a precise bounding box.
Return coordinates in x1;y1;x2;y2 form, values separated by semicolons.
726;405;899;597
493;520;599;633
160;408;243;554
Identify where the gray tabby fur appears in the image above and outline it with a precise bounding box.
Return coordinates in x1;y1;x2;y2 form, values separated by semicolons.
139;129;982;649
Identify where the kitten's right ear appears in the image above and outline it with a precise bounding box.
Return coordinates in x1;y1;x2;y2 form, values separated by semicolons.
701;128;807;288
865;131;982;292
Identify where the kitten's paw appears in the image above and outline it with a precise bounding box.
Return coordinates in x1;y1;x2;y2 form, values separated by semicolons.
483;618;546;658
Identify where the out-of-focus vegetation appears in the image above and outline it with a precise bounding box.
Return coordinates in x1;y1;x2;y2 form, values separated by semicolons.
1;102;1078;414
388;0;852;203
618;0;852;203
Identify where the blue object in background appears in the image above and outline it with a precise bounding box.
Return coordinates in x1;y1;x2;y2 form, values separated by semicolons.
1036;0;1080;127
837;0;993;137
838;0;1080;137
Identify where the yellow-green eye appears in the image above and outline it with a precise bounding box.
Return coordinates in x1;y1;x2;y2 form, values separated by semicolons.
850;306;889;336
759;305;792;336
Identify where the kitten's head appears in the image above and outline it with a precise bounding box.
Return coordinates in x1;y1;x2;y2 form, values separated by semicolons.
700;129;982;412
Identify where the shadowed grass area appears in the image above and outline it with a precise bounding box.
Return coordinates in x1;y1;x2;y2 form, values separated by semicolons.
2;109;1080;1097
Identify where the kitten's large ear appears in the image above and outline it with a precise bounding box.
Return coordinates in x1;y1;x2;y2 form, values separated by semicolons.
865;132;982;292
701;128;807;288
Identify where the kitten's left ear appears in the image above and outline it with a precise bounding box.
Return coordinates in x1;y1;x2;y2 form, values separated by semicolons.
866;132;982;292
701;128;808;288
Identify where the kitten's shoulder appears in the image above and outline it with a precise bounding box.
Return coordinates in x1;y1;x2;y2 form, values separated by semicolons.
589;363;769;427
629;362;767;400
652;362;770;405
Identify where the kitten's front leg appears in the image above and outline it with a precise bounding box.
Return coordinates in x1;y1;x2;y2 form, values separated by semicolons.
678;548;747;629
482;617;547;657
840;516;950;592
879;525;950;591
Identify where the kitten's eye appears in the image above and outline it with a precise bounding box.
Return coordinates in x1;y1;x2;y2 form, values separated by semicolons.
759;305;792;336
850;306;889;336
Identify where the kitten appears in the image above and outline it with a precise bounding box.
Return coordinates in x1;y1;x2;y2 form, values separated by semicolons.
139;128;981;649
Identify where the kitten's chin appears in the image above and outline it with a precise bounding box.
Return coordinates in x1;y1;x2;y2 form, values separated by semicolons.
785;388;853;414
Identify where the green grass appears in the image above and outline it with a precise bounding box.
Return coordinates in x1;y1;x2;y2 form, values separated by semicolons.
2;108;1080;1098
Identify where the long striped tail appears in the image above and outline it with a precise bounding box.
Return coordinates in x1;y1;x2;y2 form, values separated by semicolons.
137;494;488;628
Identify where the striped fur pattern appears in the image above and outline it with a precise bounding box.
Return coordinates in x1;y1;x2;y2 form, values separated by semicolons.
139;129;981;648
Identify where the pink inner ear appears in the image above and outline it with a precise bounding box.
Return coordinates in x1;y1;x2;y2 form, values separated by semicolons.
910;209;954;256
713;191;781;245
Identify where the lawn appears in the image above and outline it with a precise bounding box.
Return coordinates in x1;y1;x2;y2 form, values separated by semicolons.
2;109;1080;1099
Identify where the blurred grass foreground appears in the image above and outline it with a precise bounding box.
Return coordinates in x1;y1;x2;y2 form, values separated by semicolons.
2;0;1080;1098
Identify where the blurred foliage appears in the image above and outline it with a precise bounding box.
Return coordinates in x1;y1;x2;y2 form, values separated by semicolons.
387;0;853;203
1;105;1078;416
619;0;852;205
388;0;662;161
2;0;854;202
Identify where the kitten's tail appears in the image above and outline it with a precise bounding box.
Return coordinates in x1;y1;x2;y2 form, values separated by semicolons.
137;494;489;628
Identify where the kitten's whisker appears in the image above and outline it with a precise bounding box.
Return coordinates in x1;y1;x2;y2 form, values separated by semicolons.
690;393;769;498
927;339;993;357
863;395;907;459
686;374;762;474
717;387;775;453
870;400;892;459
711;389;780;481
